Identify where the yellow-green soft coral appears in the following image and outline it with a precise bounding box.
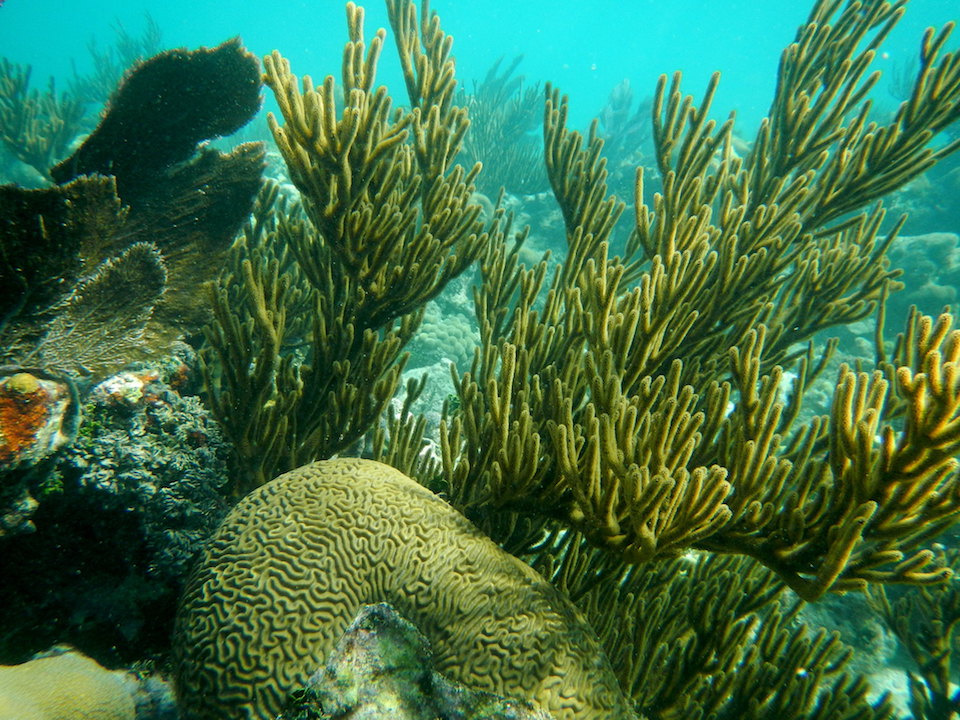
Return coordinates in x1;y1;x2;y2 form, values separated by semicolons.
0;650;135;720
172;458;633;720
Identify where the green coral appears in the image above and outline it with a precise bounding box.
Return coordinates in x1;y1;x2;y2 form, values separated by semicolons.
172;458;631;720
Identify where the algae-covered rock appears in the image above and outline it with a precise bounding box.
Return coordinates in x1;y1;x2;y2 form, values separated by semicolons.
280;603;555;720
0;350;230;664
0;368;79;472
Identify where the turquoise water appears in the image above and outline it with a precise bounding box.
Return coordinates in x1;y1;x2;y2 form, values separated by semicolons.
1;0;956;131
2;1;960;717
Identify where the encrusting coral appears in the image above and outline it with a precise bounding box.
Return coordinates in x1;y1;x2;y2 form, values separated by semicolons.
173;458;632;720
0;370;79;472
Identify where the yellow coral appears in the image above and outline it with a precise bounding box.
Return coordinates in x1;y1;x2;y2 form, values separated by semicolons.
173;458;633;720
0;650;135;720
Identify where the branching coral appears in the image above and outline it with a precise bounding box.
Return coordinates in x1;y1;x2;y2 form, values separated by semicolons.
441;0;960;601
0;60;85;180
867;548;960;719
457;56;548;197
516;517;904;719
264;1;489;330
203;2;502;495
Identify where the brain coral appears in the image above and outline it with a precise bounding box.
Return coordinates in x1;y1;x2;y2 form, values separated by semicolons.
0;649;135;720
172;458;633;720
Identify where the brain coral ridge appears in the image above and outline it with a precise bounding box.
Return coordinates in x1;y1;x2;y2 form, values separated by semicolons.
172;457;634;720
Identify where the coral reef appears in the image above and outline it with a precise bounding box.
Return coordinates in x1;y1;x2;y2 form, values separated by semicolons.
281;603;554;720
0;479;37;539
3;1;960;718
173;458;631;720
0;176;138;365
0;351;230;664
50;38;260;204
520;533;893;719
394;358;457;445
49;37;265;344
0;34;264;671
0;15;163;184
799;593;908;712
16;243;168;379
882;141;960;237
0;38;264;381
181;2;960;718
202;1;500;494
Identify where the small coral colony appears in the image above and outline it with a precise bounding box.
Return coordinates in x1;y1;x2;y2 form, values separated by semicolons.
2;1;960;719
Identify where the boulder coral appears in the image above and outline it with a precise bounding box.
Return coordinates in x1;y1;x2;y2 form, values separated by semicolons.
0;649;135;720
172;458;634;720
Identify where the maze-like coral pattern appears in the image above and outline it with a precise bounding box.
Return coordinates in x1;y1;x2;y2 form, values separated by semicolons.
172;458;632;720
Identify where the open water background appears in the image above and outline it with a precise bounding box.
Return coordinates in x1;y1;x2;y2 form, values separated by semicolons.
1;0;957;134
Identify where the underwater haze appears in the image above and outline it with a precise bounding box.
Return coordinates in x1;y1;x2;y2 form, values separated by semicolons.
3;0;960;719
1;0;957;130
